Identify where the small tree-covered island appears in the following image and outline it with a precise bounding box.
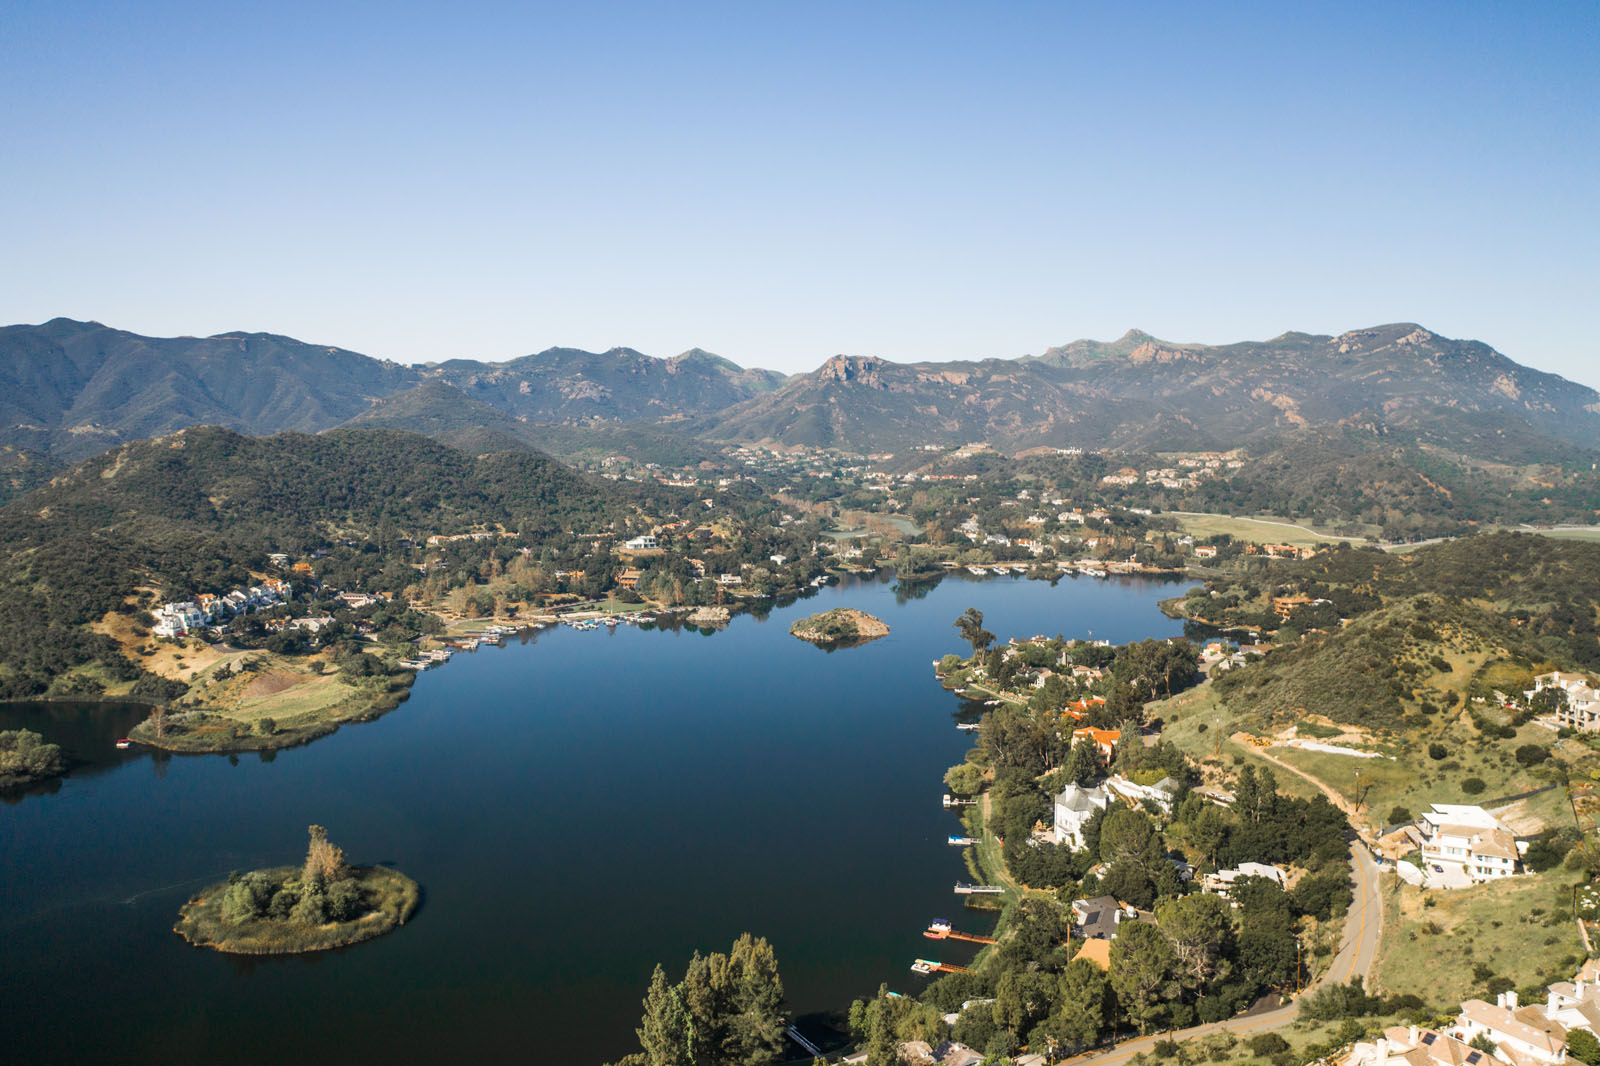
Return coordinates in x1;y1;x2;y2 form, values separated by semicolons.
175;826;420;955
788;608;889;648
0;728;66;791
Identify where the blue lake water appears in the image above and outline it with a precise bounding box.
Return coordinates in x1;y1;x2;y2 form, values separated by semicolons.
0;571;1188;1063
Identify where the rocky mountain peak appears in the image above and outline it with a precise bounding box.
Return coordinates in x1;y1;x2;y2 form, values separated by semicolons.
816;355;888;388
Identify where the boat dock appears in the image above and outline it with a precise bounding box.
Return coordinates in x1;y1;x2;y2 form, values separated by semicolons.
953;883;1003;895
923;920;996;944
785;1026;823;1058
955;722;979;731
947;836;979;846
942;794;976;808
911;958;972;975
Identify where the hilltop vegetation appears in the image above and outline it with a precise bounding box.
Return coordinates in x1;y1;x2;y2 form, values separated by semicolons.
0;426;631;700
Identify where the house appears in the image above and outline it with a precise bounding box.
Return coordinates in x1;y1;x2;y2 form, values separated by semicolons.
1526;671;1600;732
291;561;313;576
1053;783;1111;849
1340;1025;1491;1066
716;573;743;586
1070;895;1134;941
1453;992;1569;1064
1418;804;1525;882
617;568;642;591
1071;727;1121;761
1203;862;1287;897
1194;545;1218;560
1106;774;1179;815
1543;974;1600;1035
152;601;207;639
624;534;658;550
1271;594;1315;618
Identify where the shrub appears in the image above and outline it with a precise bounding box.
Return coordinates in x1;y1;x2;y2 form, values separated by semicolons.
1247;1032;1291;1057
1428;743;1448;760
1515;744;1549;767
1387;806;1413;825
257;717;277;736
1461;777;1486;795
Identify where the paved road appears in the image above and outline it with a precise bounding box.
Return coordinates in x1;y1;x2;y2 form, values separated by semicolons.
1049;841;1383;1065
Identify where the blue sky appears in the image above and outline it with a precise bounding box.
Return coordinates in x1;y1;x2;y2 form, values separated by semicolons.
2;1;1595;380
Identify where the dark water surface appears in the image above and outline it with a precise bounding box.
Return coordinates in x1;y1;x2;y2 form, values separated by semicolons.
0;572;1186;1063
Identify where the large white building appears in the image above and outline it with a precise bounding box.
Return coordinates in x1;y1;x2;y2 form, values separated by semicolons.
1419;804;1525;883
1053;783;1110;850
1527;671;1600;732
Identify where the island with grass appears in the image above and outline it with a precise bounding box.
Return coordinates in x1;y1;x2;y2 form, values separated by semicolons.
175;826;420;955
788;607;889;648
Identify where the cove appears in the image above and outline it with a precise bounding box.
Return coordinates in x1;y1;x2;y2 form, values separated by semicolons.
0;571;1189;1064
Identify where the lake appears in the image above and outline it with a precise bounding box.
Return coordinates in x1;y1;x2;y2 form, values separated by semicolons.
0;571;1189;1063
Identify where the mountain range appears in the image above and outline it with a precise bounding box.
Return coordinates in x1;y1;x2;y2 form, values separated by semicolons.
2;317;1596;466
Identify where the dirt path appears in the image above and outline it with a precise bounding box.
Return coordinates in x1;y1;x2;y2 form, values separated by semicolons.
1233;732;1364;821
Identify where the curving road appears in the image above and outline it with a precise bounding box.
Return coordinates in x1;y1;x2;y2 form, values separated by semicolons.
1040;841;1383;1066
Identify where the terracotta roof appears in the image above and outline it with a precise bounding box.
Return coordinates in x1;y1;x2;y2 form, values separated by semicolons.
1073;938;1111;970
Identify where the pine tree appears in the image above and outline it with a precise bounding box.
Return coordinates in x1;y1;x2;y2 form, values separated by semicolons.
637;965;693;1066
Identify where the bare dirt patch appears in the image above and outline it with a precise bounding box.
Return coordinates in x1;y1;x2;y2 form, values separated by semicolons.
241;671;307;700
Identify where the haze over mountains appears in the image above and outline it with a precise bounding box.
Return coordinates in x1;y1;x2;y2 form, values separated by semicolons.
2;318;1597;469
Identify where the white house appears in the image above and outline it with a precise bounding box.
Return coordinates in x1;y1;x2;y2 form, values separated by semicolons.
1419;804;1525;883
1053;783;1110;849
624;534;659;550
1341;1025;1493;1066
1105;775;1179;816
1202;862;1287;897
1454;992;1569;1064
152;601;206;639
1526;671;1600;732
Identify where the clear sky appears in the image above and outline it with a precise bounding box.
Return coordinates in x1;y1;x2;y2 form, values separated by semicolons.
2;1;1595;381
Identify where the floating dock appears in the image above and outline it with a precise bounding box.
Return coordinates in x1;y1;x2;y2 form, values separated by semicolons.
923;920;996;944
953;883;1003;895
942;794;977;808
911;958;972;975
947;836;978;846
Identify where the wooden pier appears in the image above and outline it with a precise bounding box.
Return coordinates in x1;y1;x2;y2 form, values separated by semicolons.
923;920;996;944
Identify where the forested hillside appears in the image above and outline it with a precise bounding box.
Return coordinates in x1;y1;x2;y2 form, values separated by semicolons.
1179;533;1600;731
0;427;635;699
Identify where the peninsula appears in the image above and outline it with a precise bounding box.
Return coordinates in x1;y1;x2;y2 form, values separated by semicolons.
174;826;419;955
788;608;889;647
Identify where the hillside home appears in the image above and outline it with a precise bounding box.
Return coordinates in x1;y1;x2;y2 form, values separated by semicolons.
1526;672;1600;732
1544;975;1600;1035
1071;727;1121;761
1070;895;1135;941
1340;1025;1491;1066
1418;804;1525;883
1203;862;1287;898
1053;783;1111;849
1453;992;1569;1064
1105;774;1179;815
624;534;658;550
1193;545;1218;560
617;568;642;591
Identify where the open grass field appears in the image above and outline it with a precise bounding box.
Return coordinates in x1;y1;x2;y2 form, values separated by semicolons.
174;865;420;955
1168;512;1372;547
1372;865;1587;1005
